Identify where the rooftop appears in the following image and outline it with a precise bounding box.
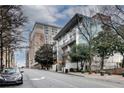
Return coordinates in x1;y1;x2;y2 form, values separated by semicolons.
35;22;62;29
54;13;111;40
54;13;83;40
29;22;61;40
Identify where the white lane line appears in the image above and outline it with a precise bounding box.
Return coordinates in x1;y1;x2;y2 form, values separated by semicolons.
30;77;45;81
30;78;41;81
40;77;45;80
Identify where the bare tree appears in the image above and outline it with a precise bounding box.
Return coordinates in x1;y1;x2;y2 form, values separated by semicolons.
77;13;100;73
97;5;124;40
0;5;27;71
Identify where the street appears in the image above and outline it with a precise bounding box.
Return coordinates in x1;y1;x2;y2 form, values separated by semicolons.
0;68;124;88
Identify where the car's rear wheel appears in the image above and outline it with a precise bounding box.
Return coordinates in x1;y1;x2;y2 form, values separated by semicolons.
18;78;23;85
20;78;23;84
20;81;23;84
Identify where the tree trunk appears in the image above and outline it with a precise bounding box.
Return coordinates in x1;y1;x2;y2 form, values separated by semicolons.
88;44;92;73
81;61;83;69
0;9;4;71
47;66;49;70
88;60;92;74
40;64;43;69
77;61;79;71
46;61;49;70
100;56;104;70
5;47;8;68
122;55;124;68
8;49;10;68
0;30;3;71
10;52;12;66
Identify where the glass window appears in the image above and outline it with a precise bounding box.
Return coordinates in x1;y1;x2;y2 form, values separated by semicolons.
2;68;20;74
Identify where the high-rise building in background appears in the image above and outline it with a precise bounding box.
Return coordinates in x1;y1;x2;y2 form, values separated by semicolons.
27;22;60;68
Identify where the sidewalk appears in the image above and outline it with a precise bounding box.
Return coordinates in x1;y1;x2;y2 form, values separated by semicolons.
67;72;124;84
48;69;124;84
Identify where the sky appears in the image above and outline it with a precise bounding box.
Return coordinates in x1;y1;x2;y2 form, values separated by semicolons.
15;5;99;67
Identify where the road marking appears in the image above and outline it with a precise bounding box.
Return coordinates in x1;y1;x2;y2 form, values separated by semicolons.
40;77;45;80
30;78;41;81
30;77;45;81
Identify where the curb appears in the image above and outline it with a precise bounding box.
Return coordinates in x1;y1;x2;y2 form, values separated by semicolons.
65;73;85;77
54;71;124;84
40;70;124;85
68;73;124;84
47;70;85;77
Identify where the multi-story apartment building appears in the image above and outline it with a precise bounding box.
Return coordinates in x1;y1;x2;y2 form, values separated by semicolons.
53;14;83;71
53;13;123;72
28;22;60;68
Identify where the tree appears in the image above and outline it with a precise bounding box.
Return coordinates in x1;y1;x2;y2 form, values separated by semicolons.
69;44;81;71
78;44;90;71
114;34;124;68
98;5;124;40
93;30;118;70
92;5;124;69
69;44;90;71
35;44;54;70
77;15;99;72
35;47;44;69
0;5;27;71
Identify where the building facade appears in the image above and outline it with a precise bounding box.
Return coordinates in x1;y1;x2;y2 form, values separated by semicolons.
28;22;60;68
53;13;123;72
53;14;83;71
26;49;29;68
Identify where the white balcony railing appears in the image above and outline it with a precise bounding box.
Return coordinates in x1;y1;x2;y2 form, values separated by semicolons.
61;35;76;48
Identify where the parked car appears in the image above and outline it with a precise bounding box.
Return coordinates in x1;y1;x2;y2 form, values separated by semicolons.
0;67;23;86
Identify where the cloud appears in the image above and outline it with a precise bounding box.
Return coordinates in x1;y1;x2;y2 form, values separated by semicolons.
22;5;99;28
62;6;83;17
24;5;95;25
22;5;65;24
62;5;99;18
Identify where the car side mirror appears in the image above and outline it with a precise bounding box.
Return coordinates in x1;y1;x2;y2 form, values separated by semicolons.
20;71;24;73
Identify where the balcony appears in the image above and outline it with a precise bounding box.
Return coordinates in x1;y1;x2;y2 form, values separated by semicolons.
53;48;57;54
61;35;76;48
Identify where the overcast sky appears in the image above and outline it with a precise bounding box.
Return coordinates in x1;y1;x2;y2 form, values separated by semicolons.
15;5;99;67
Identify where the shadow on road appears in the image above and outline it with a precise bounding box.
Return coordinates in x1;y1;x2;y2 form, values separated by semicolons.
0;83;23;88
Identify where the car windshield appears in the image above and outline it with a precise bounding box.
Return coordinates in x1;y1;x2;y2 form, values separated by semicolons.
2;68;20;74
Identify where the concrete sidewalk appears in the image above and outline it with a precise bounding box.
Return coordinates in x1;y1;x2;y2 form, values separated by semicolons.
67;72;124;84
48;69;124;84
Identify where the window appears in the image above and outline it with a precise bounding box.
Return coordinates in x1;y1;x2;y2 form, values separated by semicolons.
52;28;57;33
44;26;48;29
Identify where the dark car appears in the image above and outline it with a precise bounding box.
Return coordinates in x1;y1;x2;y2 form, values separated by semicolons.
0;68;23;86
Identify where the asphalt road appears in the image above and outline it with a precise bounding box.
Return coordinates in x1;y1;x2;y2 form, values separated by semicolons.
1;68;124;88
